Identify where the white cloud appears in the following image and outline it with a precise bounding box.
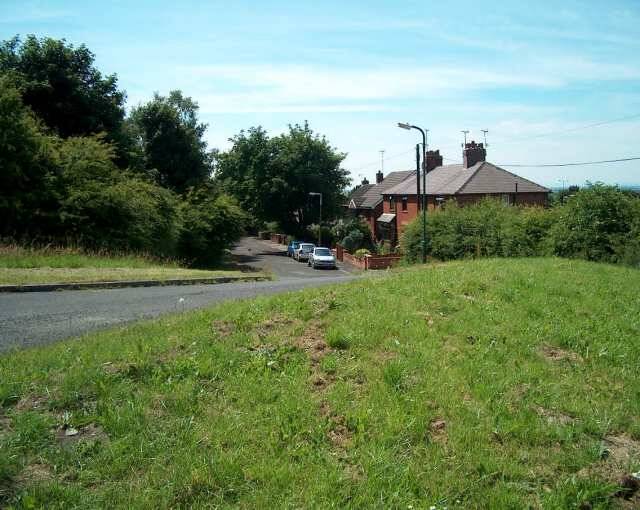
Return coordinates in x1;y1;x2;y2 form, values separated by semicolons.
174;55;640;114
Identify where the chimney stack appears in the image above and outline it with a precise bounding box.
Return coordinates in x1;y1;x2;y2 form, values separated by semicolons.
425;149;443;173
361;177;370;185
463;141;486;168
376;171;384;183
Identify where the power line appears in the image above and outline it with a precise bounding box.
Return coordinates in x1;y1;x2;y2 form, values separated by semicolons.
498;156;640;168
491;113;640;145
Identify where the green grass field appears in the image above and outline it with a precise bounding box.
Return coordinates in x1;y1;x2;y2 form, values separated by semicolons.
1;258;639;508
0;246;256;285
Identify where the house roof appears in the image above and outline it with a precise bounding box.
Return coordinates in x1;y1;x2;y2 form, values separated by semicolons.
377;213;396;223
346;183;376;208
384;162;550;196
346;171;414;209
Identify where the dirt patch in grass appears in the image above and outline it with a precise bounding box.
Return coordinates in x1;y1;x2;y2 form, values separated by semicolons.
579;434;640;507
540;344;583;363
254;315;297;338
535;406;575;425
428;418;448;444
15;394;49;412
16;463;53;485
327;413;353;452
295;321;330;365
56;423;109;445
212;320;235;337
374;350;398;362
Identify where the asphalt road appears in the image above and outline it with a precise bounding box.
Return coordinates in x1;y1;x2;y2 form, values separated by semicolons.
0;238;357;351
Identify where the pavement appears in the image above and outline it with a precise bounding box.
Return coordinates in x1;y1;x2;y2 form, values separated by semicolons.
0;237;358;351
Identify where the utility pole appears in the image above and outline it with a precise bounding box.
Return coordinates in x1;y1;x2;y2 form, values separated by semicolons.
379;150;385;174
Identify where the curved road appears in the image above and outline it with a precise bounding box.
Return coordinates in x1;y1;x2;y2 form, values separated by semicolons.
0;238;357;351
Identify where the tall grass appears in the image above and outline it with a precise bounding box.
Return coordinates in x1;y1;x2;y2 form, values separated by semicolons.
0;244;182;269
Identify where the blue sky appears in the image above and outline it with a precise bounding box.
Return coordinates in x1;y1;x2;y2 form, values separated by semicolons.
2;0;640;186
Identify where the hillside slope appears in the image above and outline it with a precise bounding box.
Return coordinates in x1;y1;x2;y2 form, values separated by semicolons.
1;258;639;508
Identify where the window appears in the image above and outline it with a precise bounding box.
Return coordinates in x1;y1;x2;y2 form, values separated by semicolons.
401;197;408;212
389;196;395;212
501;194;512;205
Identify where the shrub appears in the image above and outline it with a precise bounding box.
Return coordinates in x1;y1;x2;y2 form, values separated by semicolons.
332;218;372;252
353;248;371;259
546;183;640;264
342;229;364;252
178;187;248;266
401;199;551;262
58;136;181;256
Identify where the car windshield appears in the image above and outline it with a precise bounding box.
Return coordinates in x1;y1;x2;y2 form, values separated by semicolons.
315;248;332;256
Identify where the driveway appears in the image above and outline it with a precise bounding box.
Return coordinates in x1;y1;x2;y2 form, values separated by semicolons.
0;238;357;351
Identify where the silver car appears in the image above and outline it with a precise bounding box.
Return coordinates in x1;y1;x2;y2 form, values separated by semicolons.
308;247;336;269
295;243;315;262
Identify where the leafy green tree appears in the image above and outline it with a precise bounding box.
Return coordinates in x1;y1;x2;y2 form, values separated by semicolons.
0;36;126;140
547;183;639;263
0;76;59;237
129;90;213;193
57;135;181;255
216;122;349;233
178;185;248;266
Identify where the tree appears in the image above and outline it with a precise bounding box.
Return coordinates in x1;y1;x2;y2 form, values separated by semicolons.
547;183;639;263
0;35;126;141
129;90;213;193
57;135;181;255
0;76;59;238
216;122;349;233
178;184;248;266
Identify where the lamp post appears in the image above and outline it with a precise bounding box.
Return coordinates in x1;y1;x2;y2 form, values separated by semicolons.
309;192;323;246
397;122;427;263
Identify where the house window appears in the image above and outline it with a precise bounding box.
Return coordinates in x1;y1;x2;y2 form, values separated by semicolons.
435;197;445;209
401;197;408;212
389;196;395;212
501;194;512;205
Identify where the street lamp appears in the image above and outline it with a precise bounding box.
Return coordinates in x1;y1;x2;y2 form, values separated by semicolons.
309;192;323;246
397;122;428;263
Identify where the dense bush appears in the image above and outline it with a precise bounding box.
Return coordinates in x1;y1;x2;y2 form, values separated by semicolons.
401;186;640;267
546;183;640;264
332;218;373;252
178;187;248;266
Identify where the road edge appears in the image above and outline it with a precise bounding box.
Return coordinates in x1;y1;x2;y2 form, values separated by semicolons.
0;275;271;293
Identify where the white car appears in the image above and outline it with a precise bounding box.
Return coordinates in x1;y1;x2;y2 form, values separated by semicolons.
308;247;337;269
294;243;315;262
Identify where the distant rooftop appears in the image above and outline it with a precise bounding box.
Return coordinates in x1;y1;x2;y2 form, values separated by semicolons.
384;162;550;196
346;170;414;209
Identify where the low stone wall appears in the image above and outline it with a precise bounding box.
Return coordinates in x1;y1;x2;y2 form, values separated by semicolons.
342;251;366;269
270;233;287;245
337;244;402;270
364;254;402;270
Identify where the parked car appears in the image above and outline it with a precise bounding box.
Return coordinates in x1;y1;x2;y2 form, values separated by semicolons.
308;247;337;269
294;243;315;262
287;240;301;257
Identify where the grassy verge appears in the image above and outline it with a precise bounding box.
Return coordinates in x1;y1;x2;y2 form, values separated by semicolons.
1;258;639;508
0;246;264;285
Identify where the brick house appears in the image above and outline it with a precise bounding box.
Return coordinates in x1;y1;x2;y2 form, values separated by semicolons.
345;170;414;238
378;142;550;244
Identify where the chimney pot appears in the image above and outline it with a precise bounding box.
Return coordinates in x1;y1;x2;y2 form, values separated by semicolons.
425;149;443;173
361;177;370;185
463;140;486;168
376;171;384;183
